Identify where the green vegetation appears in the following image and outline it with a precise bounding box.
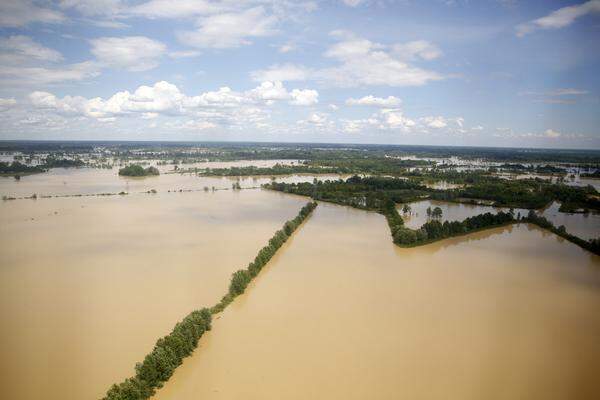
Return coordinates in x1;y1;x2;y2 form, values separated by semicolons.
103;309;212;400
265;177;599;254
0;161;46;175
101;201;317;400
383;200;515;247
118;164;160;177
43;157;85;168
267;176;431;209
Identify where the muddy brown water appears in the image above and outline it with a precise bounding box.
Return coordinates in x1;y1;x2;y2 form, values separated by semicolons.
0;189;307;400
153;202;600;400
2;171;600;400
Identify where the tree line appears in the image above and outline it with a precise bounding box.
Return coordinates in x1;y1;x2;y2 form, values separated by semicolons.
102;201;317;400
118;164;160;177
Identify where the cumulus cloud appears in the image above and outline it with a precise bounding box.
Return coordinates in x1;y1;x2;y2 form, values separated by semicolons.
346;95;401;107
178;6;278;48
90;36;166;71
517;1;600;36
421;115;447;129
0;0;65;28
28;80;319;121
289;89;318;106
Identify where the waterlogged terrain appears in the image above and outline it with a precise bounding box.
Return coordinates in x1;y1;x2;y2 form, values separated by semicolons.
153;202;600;400
1;159;600;400
0;165;342;199
401;199;599;240
0;187;307;400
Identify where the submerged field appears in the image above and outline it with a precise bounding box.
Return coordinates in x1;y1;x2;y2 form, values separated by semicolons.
153;203;600;400
1;165;600;400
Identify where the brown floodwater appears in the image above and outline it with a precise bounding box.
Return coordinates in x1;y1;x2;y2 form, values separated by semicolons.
0;188;307;400
0;162;346;199
153;202;600;400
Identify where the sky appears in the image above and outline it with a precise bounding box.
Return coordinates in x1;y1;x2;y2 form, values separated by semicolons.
0;0;599;148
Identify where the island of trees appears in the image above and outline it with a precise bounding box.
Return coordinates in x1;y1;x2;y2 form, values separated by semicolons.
118;164;160;177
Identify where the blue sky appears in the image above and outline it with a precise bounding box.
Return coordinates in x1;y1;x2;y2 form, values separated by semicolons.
0;0;599;148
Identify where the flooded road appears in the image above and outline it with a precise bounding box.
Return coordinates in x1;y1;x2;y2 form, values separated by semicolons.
0;188;306;400
154;202;600;400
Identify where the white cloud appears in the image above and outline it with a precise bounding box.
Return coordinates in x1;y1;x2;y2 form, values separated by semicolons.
0;36;63;63
252;34;443;88
346;95;401;107
382;109;416;130
90;36;166;71
248;81;290;102
59;0;123;16
27;80;320;122
392;40;442;61
0;0;65;28
251;63;311;82
517;1;600;36
0;61;100;86
341;0;367;7
128;0;222;19
178;6;278;49
421;116;448;129
319;33;443;87
289;89;318;106
471;125;484;131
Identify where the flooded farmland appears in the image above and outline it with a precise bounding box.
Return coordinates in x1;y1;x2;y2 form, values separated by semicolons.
1;169;600;400
0;183;307;400
153;202;600;400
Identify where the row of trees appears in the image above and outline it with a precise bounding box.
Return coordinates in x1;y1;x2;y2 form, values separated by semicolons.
211;201;318;313
523;210;600;255
102;201;317;400
103;309;212;400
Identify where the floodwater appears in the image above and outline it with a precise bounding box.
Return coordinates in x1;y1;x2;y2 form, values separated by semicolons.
0;166;342;198
153;202;600;400
0;187;307;400
400;199;599;240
